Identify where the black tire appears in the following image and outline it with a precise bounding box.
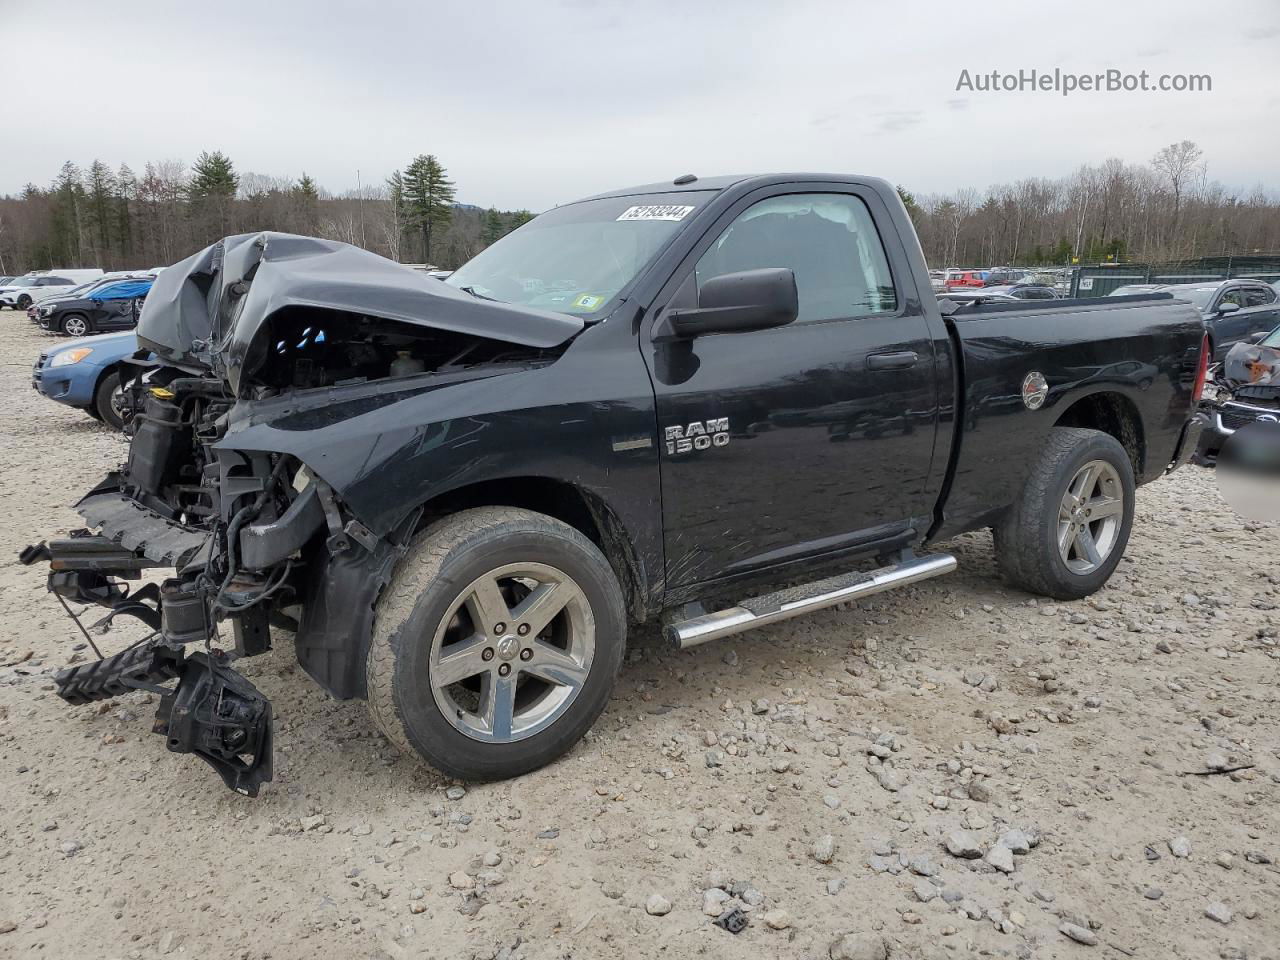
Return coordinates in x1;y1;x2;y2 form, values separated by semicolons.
993;427;1135;600
93;371;125;431
60;313;91;337
16;295;31;310
367;506;626;781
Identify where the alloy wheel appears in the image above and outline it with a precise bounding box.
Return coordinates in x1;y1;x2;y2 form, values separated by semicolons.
427;561;595;743
1057;459;1124;575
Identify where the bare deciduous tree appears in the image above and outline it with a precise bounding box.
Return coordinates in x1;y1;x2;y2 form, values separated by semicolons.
1152;140;1205;223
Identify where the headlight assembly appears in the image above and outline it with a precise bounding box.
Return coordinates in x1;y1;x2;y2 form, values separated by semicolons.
50;347;94;367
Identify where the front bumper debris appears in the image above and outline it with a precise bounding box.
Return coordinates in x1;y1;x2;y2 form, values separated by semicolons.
54;637;274;797
153;650;273;797
22;531;275;797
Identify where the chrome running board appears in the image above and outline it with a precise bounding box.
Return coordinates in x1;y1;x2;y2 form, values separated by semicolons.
664;553;957;649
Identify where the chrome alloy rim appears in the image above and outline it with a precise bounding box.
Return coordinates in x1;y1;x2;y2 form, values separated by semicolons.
64;317;87;336
428;562;595;743
1058;459;1124;575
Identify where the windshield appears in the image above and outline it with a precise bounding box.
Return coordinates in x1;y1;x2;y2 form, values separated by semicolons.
446;191;712;316
1167;286;1219;310
1262;325;1280;348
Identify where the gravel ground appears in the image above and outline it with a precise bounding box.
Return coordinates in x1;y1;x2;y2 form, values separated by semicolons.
0;316;1277;960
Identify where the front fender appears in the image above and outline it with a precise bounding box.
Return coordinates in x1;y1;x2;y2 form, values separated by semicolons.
215;331;663;604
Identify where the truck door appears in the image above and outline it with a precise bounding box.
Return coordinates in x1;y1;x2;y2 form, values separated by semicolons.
641;186;942;592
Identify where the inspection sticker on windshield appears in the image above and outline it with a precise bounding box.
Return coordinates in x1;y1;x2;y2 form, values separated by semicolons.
616;204;695;222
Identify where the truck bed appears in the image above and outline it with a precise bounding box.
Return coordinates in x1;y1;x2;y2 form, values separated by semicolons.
930;294;1205;541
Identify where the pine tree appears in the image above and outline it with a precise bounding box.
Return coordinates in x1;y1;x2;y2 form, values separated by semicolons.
294;173;319;201
402;154;455;264
84;160;117;263
506;209;534;232
188;150;239;200
896;185;922;225
49;162;86;265
481;208;505;246
292;172;319;233
188;150;238;237
115;164;137;262
384;170;408;261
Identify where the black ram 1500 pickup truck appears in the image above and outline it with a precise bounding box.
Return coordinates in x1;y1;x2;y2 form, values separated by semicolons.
21;174;1209;795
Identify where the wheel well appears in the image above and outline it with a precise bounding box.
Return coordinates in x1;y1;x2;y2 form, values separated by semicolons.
1053;392;1144;474
91;364;122;403
415;477;648;621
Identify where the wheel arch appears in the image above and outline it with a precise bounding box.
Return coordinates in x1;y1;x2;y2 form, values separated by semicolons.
413;476;651;622
92;360;122;394
1052;389;1145;477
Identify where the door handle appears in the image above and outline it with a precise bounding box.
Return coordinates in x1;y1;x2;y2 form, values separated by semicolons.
867;351;919;371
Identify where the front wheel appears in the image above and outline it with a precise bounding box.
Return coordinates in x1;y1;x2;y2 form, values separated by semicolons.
93;371;126;430
994;427;1135;600
16;295;32;310
61;314;90;337
367;507;626;781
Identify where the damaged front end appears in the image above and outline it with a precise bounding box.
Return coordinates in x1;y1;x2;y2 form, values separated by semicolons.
1195;336;1280;465
21;232;581;795
20;372;302;796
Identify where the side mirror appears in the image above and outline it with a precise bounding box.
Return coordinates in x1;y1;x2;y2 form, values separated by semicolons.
666;268;798;338
1248;330;1268;344
1217;301;1241;315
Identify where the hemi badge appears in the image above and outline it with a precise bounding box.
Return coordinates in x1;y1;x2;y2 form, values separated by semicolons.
611;437;653;452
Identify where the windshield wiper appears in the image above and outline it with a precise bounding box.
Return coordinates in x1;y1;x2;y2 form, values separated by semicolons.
459;285;503;303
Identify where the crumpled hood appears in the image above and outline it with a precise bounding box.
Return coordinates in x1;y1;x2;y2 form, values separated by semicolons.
136;232;584;393
1221;339;1280;389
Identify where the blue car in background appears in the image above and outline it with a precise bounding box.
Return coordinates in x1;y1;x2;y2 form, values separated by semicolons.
36;277;154;337
32;330;139;430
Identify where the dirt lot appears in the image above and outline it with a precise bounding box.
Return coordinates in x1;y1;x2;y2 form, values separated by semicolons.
0;316;1276;960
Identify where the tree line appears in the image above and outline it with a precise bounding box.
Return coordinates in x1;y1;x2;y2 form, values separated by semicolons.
0;150;533;275
2;140;1277;276
901;141;1280;269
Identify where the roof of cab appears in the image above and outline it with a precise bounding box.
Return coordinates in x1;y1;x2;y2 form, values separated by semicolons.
579;172;890;202
580;174;752;201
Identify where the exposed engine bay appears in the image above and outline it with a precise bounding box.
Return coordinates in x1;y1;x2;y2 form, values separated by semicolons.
1195;337;1280;466
19;232;582;795
244;307;562;393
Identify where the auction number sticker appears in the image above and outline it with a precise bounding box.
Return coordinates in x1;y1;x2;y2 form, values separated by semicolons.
616;204;695;222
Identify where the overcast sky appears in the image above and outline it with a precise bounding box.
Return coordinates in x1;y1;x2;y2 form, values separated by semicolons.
6;0;1279;210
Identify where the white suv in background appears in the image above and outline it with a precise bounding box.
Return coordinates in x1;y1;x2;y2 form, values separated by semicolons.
0;272;100;310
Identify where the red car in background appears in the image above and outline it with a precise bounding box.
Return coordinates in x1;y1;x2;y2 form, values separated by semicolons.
946;269;989;289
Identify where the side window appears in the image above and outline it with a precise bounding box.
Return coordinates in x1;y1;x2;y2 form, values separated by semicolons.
695;193;897;324
1243;286;1275;307
1218;288;1247;309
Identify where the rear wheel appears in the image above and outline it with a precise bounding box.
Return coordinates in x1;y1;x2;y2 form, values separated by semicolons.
367;507;626;781
93;371;125;431
16;295;32;310
994;427;1135;600
61;314;90;337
